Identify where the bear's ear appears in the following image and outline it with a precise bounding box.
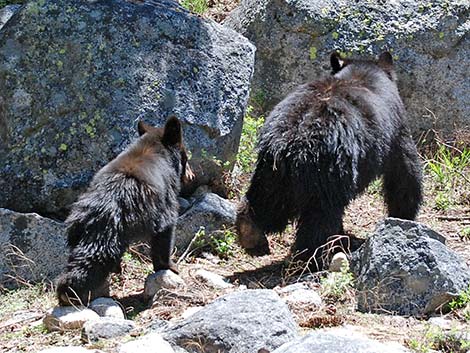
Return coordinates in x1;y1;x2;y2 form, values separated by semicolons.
137;120;151;136
378;51;393;68
330;52;345;74
162;116;183;146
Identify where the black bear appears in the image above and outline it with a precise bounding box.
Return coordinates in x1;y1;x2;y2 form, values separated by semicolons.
56;116;194;305
236;52;423;267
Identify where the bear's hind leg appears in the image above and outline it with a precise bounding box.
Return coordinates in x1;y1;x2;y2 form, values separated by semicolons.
293;206;344;269
56;232;125;306
56;256;120;306
151;226;178;274
383;131;423;220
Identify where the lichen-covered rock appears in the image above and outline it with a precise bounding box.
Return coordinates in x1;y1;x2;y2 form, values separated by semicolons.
0;4;20;30
162;289;299;353
0;0;255;218
175;192;236;253
0;208;67;288
352;218;470;316
225;0;469;136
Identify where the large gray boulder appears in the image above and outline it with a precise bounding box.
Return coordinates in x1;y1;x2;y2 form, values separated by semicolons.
352;218;470;316
0;208;67;288
0;0;255;218
272;328;410;353
225;0;469;136
161;289;299;353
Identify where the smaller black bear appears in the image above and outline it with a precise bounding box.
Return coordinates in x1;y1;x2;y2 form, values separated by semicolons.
237;52;423;267
56;116;194;306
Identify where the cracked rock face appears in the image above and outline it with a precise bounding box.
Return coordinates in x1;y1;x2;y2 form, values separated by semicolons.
0;207;67;288
225;0;469;136
0;0;255;218
351;218;470;316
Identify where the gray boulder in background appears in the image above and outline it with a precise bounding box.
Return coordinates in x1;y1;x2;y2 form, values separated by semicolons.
351;218;470;316
225;0;469;136
0;4;20;30
161;289;299;353
0;0;255;218
0;208;67;288
272;328;411;353
175;192;236;253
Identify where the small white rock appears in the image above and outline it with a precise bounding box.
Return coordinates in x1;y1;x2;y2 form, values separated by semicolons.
194;269;233;289
119;333;175;353
428;316;461;331
284;288;322;307
89;297;125;319
276;282;309;294
329;252;349;272
144;270;185;300
180;306;203;319
43;306;100;332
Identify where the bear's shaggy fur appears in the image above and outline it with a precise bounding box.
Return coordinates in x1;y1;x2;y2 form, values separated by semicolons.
56;116;193;305
237;52;423;266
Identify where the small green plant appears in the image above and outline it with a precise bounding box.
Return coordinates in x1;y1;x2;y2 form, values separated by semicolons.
406;325;470;353
0;0;24;8
209;228;237;259
367;177;383;196
434;191;451;211
320;264;354;300
426;141;470;210
449;285;470;311
180;0;208;14
193;226;207;249
460;227;470;241
236;106;265;174
407;338;432;353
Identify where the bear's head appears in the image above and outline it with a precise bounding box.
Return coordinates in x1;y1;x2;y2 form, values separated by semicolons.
137;116;194;184
236;198;271;256
330;51;397;82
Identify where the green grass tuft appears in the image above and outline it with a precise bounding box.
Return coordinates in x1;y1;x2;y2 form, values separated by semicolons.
180;0;208;14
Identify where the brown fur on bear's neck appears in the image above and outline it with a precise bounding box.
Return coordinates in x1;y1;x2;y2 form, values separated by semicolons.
104;135;173;186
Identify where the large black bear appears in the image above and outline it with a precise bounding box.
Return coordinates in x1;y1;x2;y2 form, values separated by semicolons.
56;116;194;305
237;52;423;267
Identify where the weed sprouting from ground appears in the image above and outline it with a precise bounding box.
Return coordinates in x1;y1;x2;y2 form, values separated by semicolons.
320;264;354;301
228;106;265;197
179;0;208;14
209;227;237;259
460;227;470;241
0;283;55;319
236;106;265;174
407;325;470;353
448;285;470;315
424;138;470;210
